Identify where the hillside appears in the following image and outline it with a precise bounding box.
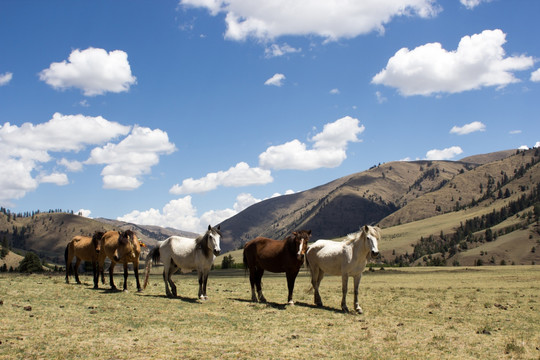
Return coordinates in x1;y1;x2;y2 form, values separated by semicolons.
0;212;196;265
1;148;539;268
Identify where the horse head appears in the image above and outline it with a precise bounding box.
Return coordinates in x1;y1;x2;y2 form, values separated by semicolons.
289;230;311;261
207;224;222;256
114;230;138;262
363;225;380;259
92;231;104;254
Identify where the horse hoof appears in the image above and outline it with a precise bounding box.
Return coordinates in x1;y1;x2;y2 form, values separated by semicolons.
356;307;363;314
342;306;349;313
137;288;143;293
123;289;129;293
315;302;323;307
288;301;295;306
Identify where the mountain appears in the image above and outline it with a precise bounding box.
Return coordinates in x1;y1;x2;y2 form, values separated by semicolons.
2;148;539;268
219;148;540;253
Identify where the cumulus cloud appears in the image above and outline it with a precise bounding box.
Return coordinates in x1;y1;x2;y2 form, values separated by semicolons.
180;0;439;42
329;88;340;95
265;43;301;58
86;126;177;190
264;73;286;87
0;113;131;204
259;116;364;170
0;72;13;86
531;68;540;82
460;0;491;9
425;146;463;160
170;162;273;195
77;209;92;218
39;47;137;96
450;121;486;135
372;29;534;96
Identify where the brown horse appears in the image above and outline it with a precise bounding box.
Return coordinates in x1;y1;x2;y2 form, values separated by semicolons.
65;231;105;288
243;230;311;305
98;230;143;292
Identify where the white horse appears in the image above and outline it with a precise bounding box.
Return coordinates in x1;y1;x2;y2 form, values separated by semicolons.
143;225;221;300
305;225;380;313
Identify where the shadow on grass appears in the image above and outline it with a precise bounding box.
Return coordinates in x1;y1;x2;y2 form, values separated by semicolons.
230;298;345;313
136;292;200;304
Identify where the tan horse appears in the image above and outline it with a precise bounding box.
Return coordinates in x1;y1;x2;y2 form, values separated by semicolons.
98;230;143;292
65;231;105;288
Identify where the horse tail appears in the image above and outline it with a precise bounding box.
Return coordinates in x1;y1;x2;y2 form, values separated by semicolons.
304;250;314;293
64;244;70;278
143;247;160;290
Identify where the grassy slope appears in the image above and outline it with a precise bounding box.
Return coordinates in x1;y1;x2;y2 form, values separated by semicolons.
1;267;539;359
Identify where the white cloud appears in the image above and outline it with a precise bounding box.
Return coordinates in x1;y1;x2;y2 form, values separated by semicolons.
329;88;340;95
535;142;540;148
375;91;387;104
265;43;301;58
450;121;486;135
372;29;534;96
531;68;540;82
0;113;131;204
425;146;463;160
180;0;440;42
0;72;13;86
519;145;529;150
259;116;364;170
86;126;177;190
509;130;521;135
170;162;273;195
264;73;286;87
58;158;83;172
118;196;202;232
39;47;137;96
38;172;69;186
460;0;491;9
77;209;92;218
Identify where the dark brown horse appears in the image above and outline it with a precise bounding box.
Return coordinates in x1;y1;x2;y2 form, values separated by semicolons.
65;231;105;288
243;230;311;305
98;230;144;292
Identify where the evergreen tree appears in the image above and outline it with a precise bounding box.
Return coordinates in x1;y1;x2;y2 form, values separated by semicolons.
18;252;43;273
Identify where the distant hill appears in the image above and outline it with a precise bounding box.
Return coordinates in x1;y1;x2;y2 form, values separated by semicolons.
2;148;539;268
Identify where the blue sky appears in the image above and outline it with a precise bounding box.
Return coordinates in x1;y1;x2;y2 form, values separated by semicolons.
1;0;539;233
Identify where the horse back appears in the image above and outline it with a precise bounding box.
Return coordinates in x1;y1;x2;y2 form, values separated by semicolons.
68;235;98;262
244;237;295;273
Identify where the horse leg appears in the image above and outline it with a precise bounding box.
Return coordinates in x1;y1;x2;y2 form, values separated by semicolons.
353;275;363;314
198;271;209;300
286;270;299;305
248;268;257;302
92;261;99;289
122;263;129;292
255;268;266;303
341;274;349;313
312;267;325;307
109;261;117;291
133;260;142;292
74;258;82;284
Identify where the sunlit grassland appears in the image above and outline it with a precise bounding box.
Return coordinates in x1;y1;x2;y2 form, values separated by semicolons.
1;266;539;359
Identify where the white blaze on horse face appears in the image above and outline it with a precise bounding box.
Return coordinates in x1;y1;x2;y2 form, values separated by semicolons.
368;234;379;256
297;239;306;260
210;232;221;256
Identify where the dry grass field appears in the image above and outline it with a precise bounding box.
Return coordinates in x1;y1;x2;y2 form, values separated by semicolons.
1;266;539;359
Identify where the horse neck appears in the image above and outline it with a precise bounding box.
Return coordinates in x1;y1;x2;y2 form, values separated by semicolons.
196;233;211;258
349;233;369;259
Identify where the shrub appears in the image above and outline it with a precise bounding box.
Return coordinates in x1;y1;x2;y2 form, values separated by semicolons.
18;252;43;273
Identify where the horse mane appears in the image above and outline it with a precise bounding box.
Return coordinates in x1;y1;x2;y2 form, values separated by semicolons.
284;233;297;254
92;231;104;247
345;225;381;245
119;230;136;245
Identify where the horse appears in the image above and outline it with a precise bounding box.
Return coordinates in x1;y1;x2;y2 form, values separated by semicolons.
143;225;221;300
243;230;311;305
305;225;380;313
65;231;105;288
98;230;143;292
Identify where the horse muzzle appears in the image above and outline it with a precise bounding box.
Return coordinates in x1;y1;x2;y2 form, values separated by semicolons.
371;251;380;258
213;249;221;256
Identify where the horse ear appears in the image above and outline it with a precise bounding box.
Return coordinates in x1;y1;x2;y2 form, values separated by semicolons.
208;224;212;230
217;225;220;230
307;230;312;235
364;225;369;232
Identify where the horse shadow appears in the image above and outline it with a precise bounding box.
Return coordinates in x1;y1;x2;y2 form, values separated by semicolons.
137;293;200;304
231;298;344;313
